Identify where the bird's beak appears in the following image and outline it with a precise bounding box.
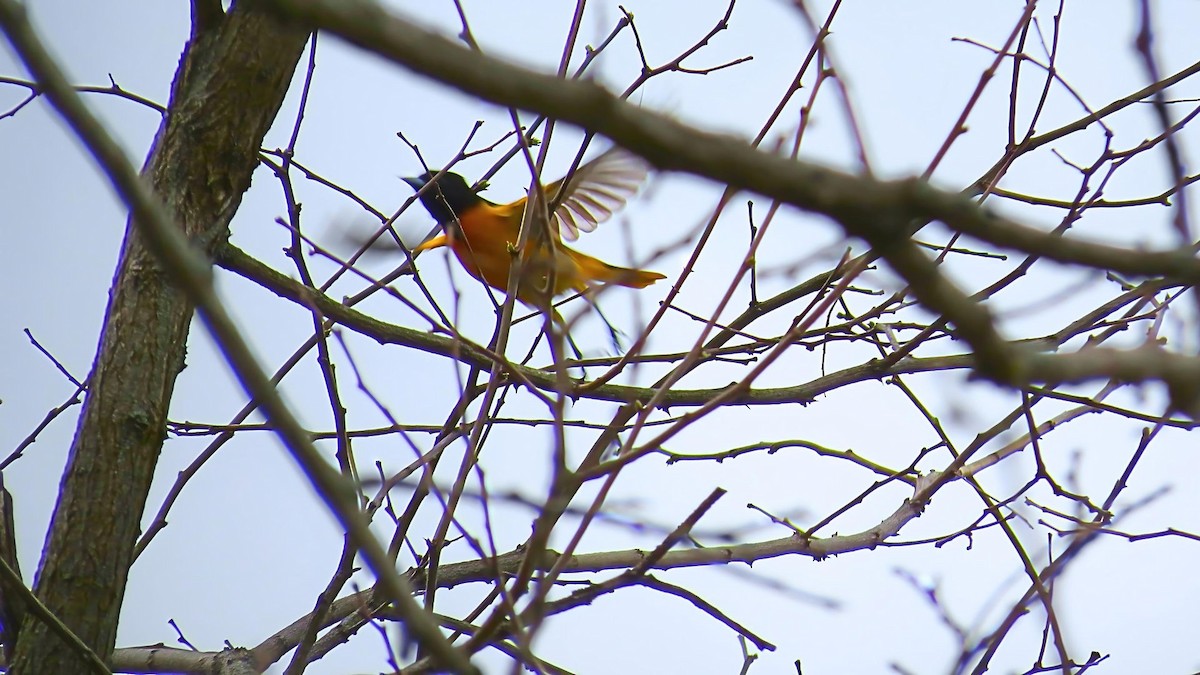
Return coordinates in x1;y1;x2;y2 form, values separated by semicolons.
402;176;425;192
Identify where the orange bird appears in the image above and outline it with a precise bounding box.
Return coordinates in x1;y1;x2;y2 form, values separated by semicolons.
403;148;665;312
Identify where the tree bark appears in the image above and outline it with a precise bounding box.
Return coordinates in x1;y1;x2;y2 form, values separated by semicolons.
11;4;308;672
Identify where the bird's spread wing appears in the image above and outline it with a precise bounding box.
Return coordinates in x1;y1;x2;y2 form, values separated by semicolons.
543;147;651;242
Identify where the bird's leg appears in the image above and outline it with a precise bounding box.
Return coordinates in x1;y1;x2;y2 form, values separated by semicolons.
550;307;587;370
581;292;625;355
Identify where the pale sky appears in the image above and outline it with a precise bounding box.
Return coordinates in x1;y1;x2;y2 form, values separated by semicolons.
3;1;1200;673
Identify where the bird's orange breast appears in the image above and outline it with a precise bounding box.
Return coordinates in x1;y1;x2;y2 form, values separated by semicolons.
446;203;529;293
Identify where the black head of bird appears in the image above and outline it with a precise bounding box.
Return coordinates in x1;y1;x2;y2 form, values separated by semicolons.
402;171;482;226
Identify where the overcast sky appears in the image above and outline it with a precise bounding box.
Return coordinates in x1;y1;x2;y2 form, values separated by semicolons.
4;1;1200;673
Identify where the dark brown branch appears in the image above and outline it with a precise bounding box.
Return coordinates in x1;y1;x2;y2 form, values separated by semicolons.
0;3;479;673
220;242;1200;413
216;242;979;405
263;1;1200;278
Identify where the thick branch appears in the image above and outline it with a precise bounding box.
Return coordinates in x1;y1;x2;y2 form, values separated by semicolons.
216;243;978;406
261;0;1200;285
220;245;1200;411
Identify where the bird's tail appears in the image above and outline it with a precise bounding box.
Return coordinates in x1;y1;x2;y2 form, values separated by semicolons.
567;249;666;289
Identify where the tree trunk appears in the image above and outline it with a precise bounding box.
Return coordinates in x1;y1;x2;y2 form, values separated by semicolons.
11;4;308;671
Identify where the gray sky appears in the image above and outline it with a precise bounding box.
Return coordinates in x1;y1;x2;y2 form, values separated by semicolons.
4;1;1200;673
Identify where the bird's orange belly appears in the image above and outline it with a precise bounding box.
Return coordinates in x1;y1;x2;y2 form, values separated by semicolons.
448;235;579;304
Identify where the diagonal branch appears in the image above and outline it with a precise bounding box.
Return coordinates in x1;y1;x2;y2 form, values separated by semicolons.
260;0;1200;286
1;3;474;673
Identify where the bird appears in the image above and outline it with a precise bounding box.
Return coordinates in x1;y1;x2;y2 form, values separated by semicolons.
403;147;666;315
